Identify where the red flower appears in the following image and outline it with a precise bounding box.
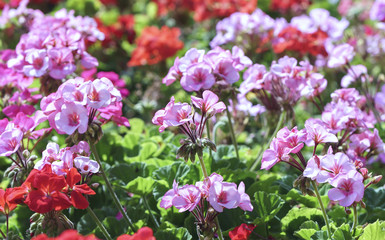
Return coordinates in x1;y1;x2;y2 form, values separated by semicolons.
271;0;311;14
229;223;256;240
25;170;71;213
117;227;156;240
32;229;99;240
64;168;95;209
0;188;19;215
273;26;328;57
128;26;183;67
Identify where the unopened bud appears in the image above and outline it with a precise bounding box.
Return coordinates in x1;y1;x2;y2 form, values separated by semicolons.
360;201;366;209
91;183;99;189
373;175;382;184
23;150;30;159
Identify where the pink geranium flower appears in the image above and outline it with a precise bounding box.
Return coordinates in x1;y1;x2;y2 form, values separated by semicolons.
54;102;88;135
208;181;240;212
276;126;307;154
305;119;338;146
0;128;23;156
191;90;226;116
237;182;253;212
23;49;49;77
172;185;201;212
180;62;215;92
160;180;179;209
328;176;364;207
261;138;291;170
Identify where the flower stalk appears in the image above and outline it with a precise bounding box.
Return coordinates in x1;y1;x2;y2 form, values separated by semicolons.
88;140;137;232
86;207;112;240
225;105;240;162
311;181;331;238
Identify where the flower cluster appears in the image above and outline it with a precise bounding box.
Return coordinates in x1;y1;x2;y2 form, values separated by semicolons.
9;165;95;213
210;9;275;52
375;85;385;121
229;223;256;240
128;26;183;67
152;0;257;22
270;0;311;14
161;173;252;236
163;47;251;92
34;141;99;176
32;229;99;240
40;76;128;136
153;90;225;149
95;15;136;48
238;56;327;114
211;8;349;58
5;5;104;80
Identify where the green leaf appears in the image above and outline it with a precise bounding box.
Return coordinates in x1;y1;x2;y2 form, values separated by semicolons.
109;162;149;185
310;230;328;240
244;191;284;224
294;229;317;240
153;162;194;187
97;216;127;238
154;227;192;240
328;206;348;226
139;142;158;160
128;118;145;134
286;189;329;208
332;223;352;240
152;180;169;201
281;207;324;237
364;188;385;221
125;177;155;196
359;220;385;240
216;168;257;183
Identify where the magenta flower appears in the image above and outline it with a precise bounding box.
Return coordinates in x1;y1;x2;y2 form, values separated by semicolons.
327;43;355;68
270;56;297;78
54;102;88;135
23;49;49;77
261;138;291;170
328;176;364;207
180;62;215;92
213;59;240;84
238;182;253;212
48;48;76;79
160;180;179;209
0;128;23;156
316;153;357;184
74;156;99;174
152;96;192;132
172;185;201;212
85;79;112;109
208;181;240;212
191;90;226;116
178;48;205;73
305;119;338;146
276;126;307;154
163;57;182;86
341;65;367;88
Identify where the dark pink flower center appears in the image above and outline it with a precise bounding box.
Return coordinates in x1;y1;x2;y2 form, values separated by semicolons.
68;113;80;126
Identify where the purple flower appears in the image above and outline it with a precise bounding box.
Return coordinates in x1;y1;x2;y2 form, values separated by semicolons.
270;56;297;78
328;176;364;207
178;48;205;73
327;43;355;68
191;90;226;116
180;62;215;92
305;119;338;146
261;138;291;170
238;182;253;212
370;0;385;22
276;126;307;154
54;102;88;135
208;181;240;212
23;49;49;77
341;65;367;88
172;185;201;212
74;156;100;174
316;153;357;185
0;128;23;156
160;180;179;209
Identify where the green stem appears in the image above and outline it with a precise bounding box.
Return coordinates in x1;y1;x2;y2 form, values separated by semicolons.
249;111;286;171
225;106;240;162
88;140;137;232
197;152;209;179
351;205;358;235
215;217;224;240
143;196;160;229
311;181;331;239
197;154;223;240
206;121;213;161
86;207;113;240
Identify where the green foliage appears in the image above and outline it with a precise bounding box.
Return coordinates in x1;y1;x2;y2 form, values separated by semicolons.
281;207;324;238
245;191;284;224
359;221;385;240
